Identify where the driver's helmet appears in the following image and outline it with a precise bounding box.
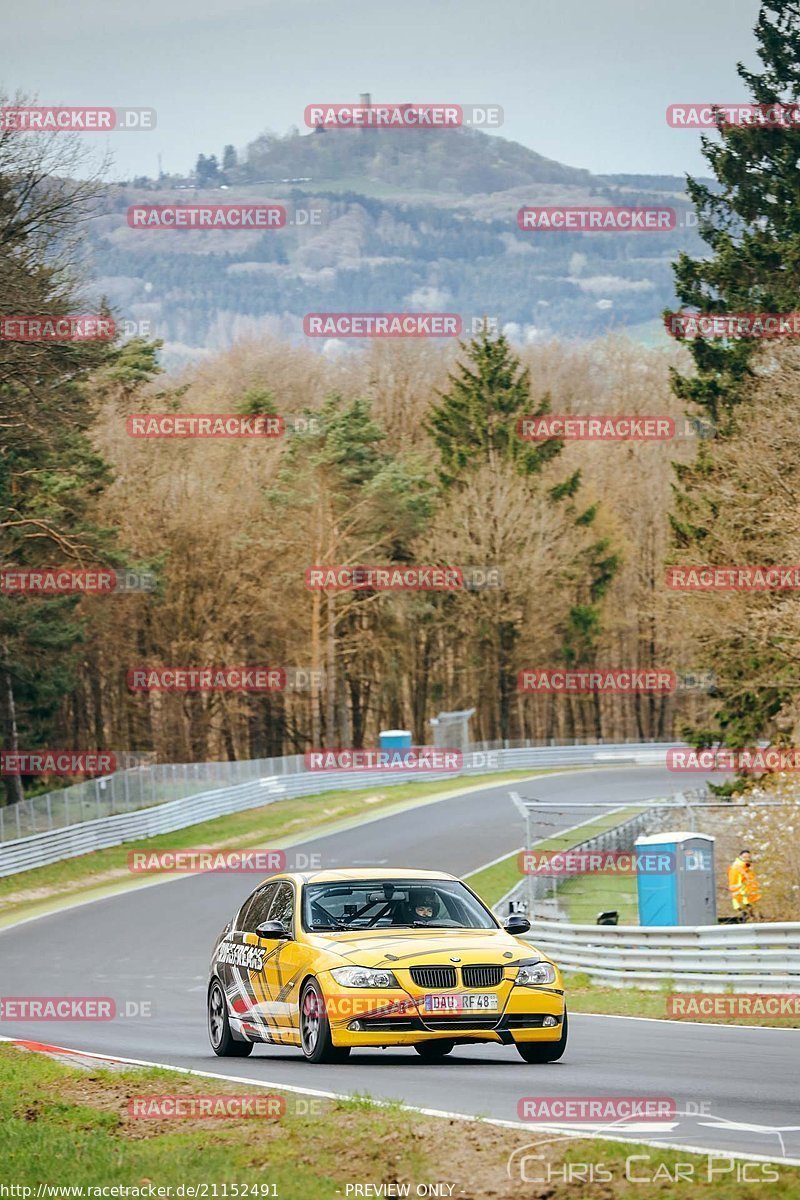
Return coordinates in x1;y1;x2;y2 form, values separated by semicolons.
409;887;439;920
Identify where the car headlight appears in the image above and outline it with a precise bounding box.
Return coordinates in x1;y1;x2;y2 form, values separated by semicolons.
515;961;557;986
330;966;399;988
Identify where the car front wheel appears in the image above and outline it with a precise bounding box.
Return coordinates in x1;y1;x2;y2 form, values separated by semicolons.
300;979;351;1063
516;1010;568;1063
208;979;254;1057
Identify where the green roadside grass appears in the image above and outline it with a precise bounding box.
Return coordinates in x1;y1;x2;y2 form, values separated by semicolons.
558;872;639;924
465;805;642;907
1;1044;796;1198
564;974;800;1028
0;770;559;929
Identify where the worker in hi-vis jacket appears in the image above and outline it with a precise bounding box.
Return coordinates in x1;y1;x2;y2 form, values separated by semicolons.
728;848;761;921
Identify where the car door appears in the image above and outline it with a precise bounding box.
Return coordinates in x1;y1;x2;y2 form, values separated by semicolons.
221;881;280;1040
258;880;310;1043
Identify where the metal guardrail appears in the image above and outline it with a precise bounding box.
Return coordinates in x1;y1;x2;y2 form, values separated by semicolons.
4;742;798;995
525;919;800;992
0;742;682;877
497;790;800;993
0;738;672;843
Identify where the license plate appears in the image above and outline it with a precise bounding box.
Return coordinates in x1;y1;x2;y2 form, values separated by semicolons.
424;993;499;1013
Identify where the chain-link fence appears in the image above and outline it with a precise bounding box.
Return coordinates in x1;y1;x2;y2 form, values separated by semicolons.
0;755;307;843
0;737;670;844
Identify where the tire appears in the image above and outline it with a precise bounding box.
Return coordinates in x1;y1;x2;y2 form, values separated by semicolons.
300;979;350;1063
414;1040;455;1061
208;978;254;1057
516;1010;568;1063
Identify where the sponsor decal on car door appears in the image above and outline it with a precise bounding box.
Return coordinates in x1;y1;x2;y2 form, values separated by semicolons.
258;881;310;1041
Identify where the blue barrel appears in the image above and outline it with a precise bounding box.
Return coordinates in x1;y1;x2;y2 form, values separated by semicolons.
378;729;412;750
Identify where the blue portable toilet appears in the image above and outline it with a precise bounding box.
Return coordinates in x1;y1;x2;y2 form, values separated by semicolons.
634;831;716;926
379;729;412;750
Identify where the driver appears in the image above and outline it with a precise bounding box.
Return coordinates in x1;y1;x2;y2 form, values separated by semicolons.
409;888;439;923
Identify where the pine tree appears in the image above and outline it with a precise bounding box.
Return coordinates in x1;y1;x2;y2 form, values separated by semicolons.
426;330;561;486
668;1;800;752
428;332;619;740
670;0;800;438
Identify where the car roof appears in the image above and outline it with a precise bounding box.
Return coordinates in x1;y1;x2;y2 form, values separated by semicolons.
268;867;459;886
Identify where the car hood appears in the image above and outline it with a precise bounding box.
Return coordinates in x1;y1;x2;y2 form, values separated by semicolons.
306;927;544;968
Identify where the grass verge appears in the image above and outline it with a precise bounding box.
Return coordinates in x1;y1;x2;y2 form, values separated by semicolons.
558;872;639;924
0;1043;797;1198
564;974;800;1028
0;770;557;930
465;805;642;907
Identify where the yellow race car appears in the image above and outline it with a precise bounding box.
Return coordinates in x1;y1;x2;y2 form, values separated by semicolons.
207;868;567;1063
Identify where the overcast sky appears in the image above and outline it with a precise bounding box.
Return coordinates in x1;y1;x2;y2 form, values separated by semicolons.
2;0;763;180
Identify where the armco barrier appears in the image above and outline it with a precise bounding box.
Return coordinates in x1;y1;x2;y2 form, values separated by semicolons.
0;742;682;878
525;919;800;992
0;739;672;843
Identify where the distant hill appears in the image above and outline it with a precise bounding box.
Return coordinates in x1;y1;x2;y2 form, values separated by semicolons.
87;126;706;368
232;125;595;195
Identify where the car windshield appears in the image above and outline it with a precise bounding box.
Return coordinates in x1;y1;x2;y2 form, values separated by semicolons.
302;879;498;932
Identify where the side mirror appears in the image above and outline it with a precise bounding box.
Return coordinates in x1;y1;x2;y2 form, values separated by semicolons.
504;914;531;935
255;920;291;939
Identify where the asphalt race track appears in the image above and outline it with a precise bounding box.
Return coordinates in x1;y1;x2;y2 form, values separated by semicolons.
2;766;799;1163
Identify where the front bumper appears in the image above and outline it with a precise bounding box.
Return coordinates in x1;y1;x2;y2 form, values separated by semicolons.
319;980;565;1046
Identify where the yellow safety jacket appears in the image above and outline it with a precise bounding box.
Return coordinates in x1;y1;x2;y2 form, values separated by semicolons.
728;857;761;909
